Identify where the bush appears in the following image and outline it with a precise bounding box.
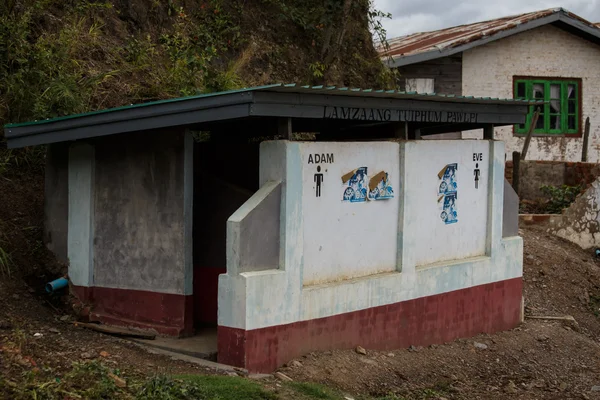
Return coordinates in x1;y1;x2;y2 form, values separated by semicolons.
539;184;582;214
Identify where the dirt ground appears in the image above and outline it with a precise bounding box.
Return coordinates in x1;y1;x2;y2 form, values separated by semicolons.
0;226;598;399
279;226;600;399
2;155;600;399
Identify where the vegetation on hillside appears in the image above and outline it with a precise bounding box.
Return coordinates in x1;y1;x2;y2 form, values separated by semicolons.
1;0;395;127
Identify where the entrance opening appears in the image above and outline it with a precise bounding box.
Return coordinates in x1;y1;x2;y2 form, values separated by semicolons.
192;137;260;328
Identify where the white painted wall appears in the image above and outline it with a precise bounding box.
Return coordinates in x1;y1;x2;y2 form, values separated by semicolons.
218;140;522;331
406;141;490;266
301;142;400;285
462;25;600;162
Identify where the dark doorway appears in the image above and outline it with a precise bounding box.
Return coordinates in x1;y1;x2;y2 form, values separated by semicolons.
192;138;260;327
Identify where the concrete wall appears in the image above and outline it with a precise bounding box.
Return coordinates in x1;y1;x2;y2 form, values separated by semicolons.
227;181;281;274
301;142;400;285
406;141;490;266
218;139;522;331
503;179;519;238
547;178;600;249
93;130;188;294
68;143;95;287
44;142;69;263
462;25;600;162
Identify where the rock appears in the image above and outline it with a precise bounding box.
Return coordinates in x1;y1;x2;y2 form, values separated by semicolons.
248;374;273;380
537;335;550;342
387;352;395;357
591;385;600;392
274;372;293;382
355;346;367;355
474;342;488;350
504;381;518;394
408;345;420;352
99;351;110;358
560;382;568;391
108;372;126;388
226;371;239;377
33;333;43;338
60;315;70;322
81;351;95;360
290;360;303;368
48;328;59;334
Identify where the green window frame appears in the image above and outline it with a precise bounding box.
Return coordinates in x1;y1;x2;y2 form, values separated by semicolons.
513;78;580;136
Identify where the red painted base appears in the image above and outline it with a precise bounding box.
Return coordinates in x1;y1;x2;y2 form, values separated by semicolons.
193;267;226;326
71;285;193;337
218;278;523;373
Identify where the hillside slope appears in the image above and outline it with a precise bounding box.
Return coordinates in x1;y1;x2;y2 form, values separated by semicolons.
1;0;392;127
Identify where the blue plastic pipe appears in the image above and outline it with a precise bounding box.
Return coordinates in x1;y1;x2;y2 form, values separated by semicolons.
46;278;68;293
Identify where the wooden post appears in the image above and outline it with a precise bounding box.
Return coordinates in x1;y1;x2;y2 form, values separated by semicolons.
582;116;591;162
512;151;520;196
520;108;540;161
278;117;292;140
483;125;495;140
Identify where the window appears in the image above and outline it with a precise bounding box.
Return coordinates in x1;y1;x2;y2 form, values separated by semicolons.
513;78;580;136
406;78;435;94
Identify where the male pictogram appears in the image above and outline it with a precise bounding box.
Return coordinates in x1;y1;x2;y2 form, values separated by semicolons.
314;166;324;197
474;163;481;189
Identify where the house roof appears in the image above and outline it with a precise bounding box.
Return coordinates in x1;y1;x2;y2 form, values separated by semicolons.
381;8;600;67
4;83;536;148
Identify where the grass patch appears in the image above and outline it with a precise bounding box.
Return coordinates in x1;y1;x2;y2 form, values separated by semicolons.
169;374;277;400
287;382;342;399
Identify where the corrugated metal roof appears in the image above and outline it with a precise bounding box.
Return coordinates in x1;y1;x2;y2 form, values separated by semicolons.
5;83;538;129
380;8;600;66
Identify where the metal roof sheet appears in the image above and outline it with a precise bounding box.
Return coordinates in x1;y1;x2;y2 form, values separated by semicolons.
5;83;537;129
380;8;600;67
4;83;536;149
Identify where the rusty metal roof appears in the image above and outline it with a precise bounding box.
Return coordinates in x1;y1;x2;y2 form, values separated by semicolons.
381;8;600;67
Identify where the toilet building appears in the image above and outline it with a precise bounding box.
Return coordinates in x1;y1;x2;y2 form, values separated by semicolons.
4;84;529;372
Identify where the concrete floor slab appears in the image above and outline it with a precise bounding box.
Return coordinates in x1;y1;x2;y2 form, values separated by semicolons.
133;328;218;361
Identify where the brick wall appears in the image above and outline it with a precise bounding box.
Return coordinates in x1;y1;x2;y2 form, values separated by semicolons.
505;160;600;200
462;25;600;162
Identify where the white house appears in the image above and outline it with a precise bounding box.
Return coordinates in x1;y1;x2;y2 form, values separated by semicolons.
381;8;600;162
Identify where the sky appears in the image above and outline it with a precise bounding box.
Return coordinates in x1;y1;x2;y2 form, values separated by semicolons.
374;0;600;39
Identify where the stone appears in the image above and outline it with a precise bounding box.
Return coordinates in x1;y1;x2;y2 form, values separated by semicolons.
537;335;550;342
274;372;293;382
81;351;95;360
100;351;110;358
591;385;600;392
355;346;367;355
33;333;43;338
48;328;60;334
504;381;518;394
387;353;395;357
474;342;488;350
226;371;239;377
60;315;70;322
560;382;568;391
290;360;303;368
